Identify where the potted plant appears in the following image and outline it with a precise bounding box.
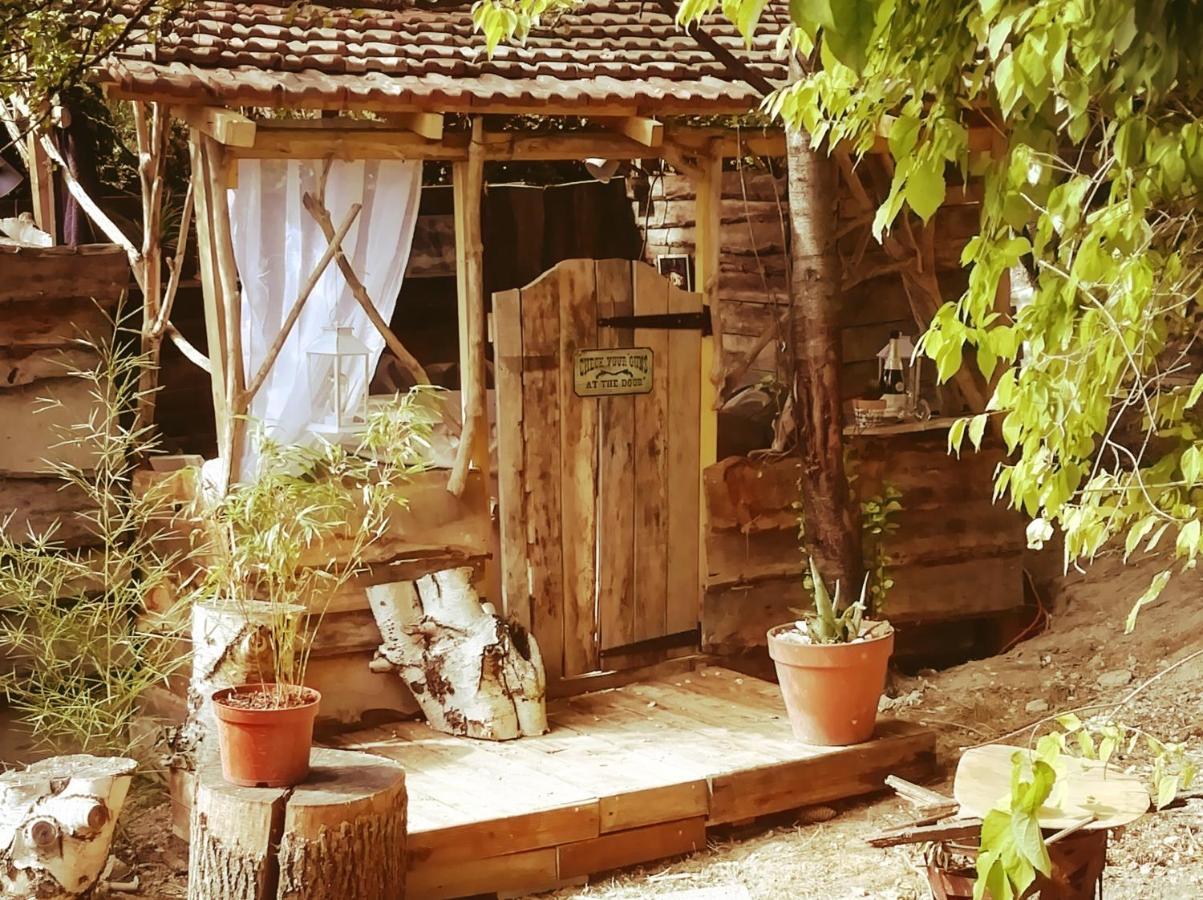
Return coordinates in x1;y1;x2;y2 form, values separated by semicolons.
200;393;435;787
767;558;894;746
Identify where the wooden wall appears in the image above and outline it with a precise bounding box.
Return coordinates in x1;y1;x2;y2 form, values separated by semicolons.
0;244;128;547
701;430;1026;666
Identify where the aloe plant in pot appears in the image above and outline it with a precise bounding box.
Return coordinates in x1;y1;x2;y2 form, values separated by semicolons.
767;558;894;746
198;392;435;787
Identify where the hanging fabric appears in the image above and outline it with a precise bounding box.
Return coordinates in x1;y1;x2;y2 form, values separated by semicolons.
228;158;422;476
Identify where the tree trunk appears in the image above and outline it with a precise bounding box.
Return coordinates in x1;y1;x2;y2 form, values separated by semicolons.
188;748;406;900
367;567;547;740
0;755;136;899
785;126;864;593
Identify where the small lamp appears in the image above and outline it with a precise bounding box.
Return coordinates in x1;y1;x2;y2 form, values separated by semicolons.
306;325;370;440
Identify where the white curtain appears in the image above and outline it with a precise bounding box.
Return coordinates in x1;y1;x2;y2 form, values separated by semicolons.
228;158;422;476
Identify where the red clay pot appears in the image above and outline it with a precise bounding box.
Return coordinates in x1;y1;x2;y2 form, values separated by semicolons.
766;623;894;746
212;684;321;787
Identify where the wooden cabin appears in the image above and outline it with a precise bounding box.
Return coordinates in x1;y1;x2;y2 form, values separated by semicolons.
0;1;1030;893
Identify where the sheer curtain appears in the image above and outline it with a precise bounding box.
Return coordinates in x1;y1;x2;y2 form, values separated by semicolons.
228;158;422;477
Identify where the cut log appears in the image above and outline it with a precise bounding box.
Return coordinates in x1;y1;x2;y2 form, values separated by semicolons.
0;754;136;899
176;600;303;764
367;567;548;740
188;747;406;900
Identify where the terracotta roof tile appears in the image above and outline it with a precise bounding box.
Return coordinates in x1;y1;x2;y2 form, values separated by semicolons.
103;0;788;113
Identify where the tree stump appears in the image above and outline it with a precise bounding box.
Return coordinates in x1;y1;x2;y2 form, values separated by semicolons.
367;566;547;740
188;748;406;900
0;755;136;899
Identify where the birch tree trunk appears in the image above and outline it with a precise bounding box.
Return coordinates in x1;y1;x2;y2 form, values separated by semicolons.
786;125;864;592
0;755;136;899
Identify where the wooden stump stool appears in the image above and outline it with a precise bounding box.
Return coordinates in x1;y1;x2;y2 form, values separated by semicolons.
188;748;406;900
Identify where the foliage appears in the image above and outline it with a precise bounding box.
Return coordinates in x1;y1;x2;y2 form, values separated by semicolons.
973;750;1055;900
0;312;193;756
792;556;874;643
860;483;902;614
475;0;1203;629
199;392;438;699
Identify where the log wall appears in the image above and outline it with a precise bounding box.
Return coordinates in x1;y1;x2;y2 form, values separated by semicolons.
701;428;1026;664
0;244;129;548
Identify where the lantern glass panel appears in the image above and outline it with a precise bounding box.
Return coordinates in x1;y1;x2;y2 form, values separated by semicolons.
306;326;370;437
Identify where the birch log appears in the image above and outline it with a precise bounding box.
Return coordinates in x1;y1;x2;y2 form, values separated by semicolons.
175;600;303;764
0;755;136;899
367;567;547;739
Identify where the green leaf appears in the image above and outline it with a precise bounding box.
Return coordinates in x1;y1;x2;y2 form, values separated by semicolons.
1186;374;1203;408
906;159;947;222
1126;569;1171;632
1182;446;1203;485
1157;774;1180;810
824;0;876;72
948;416;968;457
968;413;989;450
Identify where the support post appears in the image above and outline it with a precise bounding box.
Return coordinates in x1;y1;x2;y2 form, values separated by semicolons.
189;130;232;472
693;147;722;626
785;125;863;590
27;132;56;241
449;117;489;498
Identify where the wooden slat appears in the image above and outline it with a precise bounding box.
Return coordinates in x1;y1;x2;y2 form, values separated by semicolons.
558;259;600;676
666;281;702;635
492;289;530;630
595;259;637;651
520;268;565;681
708;720;937;824
558;816;706;878
408;847;560;900
631;261;670;642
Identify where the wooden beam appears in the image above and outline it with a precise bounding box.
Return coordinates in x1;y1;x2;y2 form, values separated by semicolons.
188;130;230;456
601;116;663;147
389;111;444;141
448;117;488;499
26;133;55;241
172;105;256;148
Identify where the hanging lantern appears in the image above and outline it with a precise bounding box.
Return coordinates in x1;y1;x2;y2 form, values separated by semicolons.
306;325;370;440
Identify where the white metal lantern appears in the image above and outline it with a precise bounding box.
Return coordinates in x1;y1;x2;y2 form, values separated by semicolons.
306;325;370;439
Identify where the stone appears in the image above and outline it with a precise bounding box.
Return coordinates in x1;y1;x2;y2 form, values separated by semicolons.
1025;699;1049;715
1097;669;1134;689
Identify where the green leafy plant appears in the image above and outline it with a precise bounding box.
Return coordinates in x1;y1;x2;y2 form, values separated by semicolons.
861;483;902;614
0;312;193;757
198;390;438;704
974;751;1056;900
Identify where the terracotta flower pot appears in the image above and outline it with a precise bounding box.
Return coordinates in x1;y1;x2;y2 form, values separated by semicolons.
212;683;321;787
766;622;894;746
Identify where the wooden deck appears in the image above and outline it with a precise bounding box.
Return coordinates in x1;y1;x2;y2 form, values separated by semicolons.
332;666;936;899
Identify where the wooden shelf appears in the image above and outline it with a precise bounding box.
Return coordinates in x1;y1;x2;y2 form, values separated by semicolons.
844;415;959;437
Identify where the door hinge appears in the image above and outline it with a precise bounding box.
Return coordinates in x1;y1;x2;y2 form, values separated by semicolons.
598;307;712;336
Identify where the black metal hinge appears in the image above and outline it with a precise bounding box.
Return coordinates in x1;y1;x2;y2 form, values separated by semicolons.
597;306;712;336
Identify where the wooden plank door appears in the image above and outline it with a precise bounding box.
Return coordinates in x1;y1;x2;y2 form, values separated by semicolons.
493;259;703;682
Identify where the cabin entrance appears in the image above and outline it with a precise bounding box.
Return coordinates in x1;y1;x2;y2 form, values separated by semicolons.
493;258;703;682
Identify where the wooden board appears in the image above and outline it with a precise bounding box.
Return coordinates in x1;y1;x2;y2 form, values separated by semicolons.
518;266;565;681
558;260;600;675
954;744;1149;830
632;262;671;642
491;289;529;630
665;281;702;636
595;259;637;651
332;666;936;898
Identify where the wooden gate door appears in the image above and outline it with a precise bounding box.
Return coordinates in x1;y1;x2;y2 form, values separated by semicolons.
493;258;703;682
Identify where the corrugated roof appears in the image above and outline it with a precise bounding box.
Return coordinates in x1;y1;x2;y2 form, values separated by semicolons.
101;1;789;114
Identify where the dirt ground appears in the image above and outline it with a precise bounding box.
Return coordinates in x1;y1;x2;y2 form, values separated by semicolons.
20;548;1203;899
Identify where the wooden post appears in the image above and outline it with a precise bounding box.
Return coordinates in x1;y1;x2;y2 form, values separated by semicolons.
26;132;56;241
449;117;489;498
190;130;231;458
785;124;863;591
693;147;722;630
188;748;407;900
